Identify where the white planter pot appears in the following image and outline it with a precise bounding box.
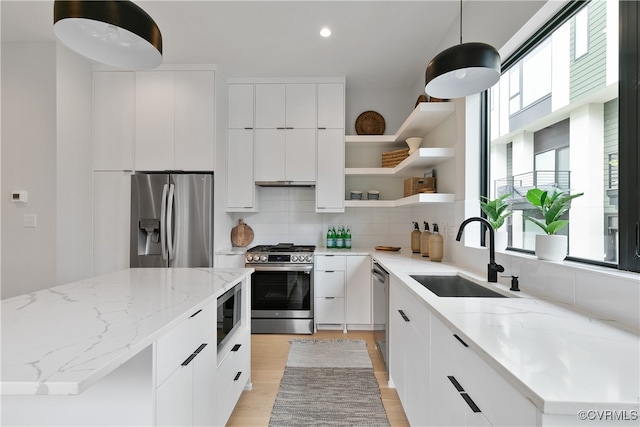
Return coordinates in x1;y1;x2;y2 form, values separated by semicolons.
486;229;508;252
535;234;567;261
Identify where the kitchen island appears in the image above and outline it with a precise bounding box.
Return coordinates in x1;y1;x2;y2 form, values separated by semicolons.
1;267;253;426
371;249;640;426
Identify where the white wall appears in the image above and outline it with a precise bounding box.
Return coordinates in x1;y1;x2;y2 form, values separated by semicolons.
56;45;93;285
1;42;58;299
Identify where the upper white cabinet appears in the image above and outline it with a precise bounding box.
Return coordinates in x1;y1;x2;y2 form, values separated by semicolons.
226;84;256;212
316;83;345;212
255;83;316;129
228;84;254;129
254;129;316;182
135;70;215;171
93;72;135;171
318;83;345;129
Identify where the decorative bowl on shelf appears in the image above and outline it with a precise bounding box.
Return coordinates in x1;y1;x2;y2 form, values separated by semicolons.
367;190;380;200
405;137;423;154
350;191;363;200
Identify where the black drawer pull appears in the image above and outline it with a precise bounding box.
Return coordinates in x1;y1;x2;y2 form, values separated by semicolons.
190;309;202;318
447;376;465;392
181;353;198;366
461;393;482;413
232;344;242;352
398;310;410;322
194;343;207;354
453;334;469;347
234;372;242;381
244;127;253;130
325;296;335;299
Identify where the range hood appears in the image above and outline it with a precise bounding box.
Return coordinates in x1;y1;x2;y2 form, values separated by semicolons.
255;181;316;188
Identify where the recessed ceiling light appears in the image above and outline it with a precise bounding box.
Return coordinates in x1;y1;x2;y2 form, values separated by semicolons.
320;27;331;38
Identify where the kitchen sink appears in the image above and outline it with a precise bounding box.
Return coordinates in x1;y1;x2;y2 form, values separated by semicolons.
410;275;507;298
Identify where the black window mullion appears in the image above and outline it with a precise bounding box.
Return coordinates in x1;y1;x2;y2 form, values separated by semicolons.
618;0;640;272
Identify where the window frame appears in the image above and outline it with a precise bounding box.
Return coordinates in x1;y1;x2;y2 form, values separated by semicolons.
482;0;640;273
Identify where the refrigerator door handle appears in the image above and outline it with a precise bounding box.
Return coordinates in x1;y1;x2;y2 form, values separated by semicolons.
160;183;169;260
167;183;176;261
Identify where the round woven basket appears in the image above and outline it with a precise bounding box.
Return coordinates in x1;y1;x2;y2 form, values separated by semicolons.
355;111;385;135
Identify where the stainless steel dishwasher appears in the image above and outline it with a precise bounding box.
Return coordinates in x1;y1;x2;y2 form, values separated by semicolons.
372;262;389;373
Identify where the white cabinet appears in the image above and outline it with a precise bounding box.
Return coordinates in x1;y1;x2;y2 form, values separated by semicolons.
430;315;537;427
228;84;254;129
227;84;256;212
388;276;430;426
314;255;346;329
316;83;345;212
345;255;372;326
226;129;256;210
93;72;135;171
254;128;315;182
93;171;131;276
316;129;345;212
255;83;316;129
254;83;316;182
318;83;345;129
154;303;217;427
135;70;215;171
216;330;251;426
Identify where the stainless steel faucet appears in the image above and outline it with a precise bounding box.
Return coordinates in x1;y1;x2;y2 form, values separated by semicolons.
456;217;504;282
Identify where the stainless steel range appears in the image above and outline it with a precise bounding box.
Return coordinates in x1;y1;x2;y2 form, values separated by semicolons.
245;243;315;334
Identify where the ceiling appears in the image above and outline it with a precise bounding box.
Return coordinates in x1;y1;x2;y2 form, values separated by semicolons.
1;1;550;89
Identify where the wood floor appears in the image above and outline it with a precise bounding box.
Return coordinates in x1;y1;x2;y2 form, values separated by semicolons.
226;330;410;427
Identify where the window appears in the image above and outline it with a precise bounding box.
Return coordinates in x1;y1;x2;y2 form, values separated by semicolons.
486;0;639;272
575;7;589;59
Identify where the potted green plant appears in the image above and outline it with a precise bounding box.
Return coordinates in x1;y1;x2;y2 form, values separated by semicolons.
524;187;584;261
480;193;513;252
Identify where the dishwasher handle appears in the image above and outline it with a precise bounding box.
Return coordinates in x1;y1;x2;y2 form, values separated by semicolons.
372;263;389;283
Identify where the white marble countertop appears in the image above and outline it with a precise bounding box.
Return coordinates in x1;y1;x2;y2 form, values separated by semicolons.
371;249;640;415
1;268;253;396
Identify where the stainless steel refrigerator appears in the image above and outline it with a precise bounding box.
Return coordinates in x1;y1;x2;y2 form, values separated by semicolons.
130;172;213;268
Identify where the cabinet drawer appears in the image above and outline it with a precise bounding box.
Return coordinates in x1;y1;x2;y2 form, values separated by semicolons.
315;271;345;297
156;303;215;386
431;315;537;426
216;331;251;426
315;297;345;323
315;255;346;271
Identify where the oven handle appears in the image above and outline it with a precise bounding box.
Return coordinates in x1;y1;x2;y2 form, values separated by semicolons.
250;265;313;272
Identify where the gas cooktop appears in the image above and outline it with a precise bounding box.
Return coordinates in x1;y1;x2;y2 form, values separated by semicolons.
245;243;315;264
246;243;316;253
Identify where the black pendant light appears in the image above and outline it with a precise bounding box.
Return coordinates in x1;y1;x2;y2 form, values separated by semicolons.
425;0;500;99
53;0;162;70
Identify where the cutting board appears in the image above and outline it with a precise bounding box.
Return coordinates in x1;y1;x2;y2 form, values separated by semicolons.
231;219;254;247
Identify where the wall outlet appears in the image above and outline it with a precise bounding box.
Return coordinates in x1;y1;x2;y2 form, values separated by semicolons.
11;191;28;203
22;214;37;228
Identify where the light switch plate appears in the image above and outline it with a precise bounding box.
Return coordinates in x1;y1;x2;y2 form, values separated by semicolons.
22;214;37;228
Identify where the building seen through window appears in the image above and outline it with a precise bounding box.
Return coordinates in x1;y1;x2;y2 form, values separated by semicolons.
488;0;618;263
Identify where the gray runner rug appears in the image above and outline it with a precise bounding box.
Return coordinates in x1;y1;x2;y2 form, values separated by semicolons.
268;339;390;427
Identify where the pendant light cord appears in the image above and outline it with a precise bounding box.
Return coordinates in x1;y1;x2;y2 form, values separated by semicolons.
459;0;463;45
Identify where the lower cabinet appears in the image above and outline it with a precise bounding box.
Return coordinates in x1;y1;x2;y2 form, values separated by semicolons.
388;276;430;426
154;303;217;427
314;255;346;329
216;330;251;426
430;315;537;427
345;255;372;326
389;276;539;427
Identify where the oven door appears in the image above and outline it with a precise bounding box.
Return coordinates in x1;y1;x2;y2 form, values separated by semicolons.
250;264;313;319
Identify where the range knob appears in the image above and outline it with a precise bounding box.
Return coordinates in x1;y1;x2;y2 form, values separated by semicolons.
291;255;299;262
260;255;268;262
246;255;253;262
305;255;312;262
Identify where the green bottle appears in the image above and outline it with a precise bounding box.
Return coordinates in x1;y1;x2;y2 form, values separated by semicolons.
336;226;344;248
345;226;352;249
326;226;335;248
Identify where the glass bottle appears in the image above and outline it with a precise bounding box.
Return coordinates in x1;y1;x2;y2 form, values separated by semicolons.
429;223;443;262
411;222;421;253
326;226;335;248
344;226;352;249
336;225;344;248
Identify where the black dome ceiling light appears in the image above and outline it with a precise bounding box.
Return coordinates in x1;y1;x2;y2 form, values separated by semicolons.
425;0;500;99
53;0;162;70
